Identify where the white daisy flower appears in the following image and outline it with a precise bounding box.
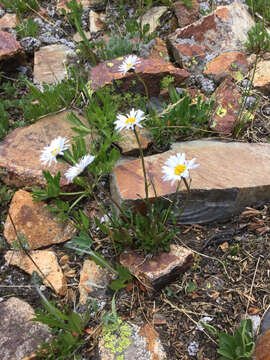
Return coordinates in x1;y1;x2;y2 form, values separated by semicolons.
114;108;145;132
64;154;95;183
118;55;140;75
162;153;200;186
40;136;69;167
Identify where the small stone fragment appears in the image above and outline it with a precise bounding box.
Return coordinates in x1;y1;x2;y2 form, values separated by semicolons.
79;259;112;305
33;44;75;84
0;297;52;360
117;127;153;156
4;190;75;250
89;10;105;33
141;6;168;34
5;250;67;295
73;30;91;42
253;60;270;93
57;0;94;12
120;245;194;292
0;30;22;60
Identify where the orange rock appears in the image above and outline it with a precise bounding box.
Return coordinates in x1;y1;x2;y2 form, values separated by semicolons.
90;56;189;97
4;190;75;249
204;51;248;81
255;329;270;360
0;13;18;29
5;250;67;295
117;127;153;155
253;60;270;92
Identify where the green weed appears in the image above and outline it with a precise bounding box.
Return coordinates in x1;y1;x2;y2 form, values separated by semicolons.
1;0;39;16
245;21;270;53
15;18;39;38
246;0;270;22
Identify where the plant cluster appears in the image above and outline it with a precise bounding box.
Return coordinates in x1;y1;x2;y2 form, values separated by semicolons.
1;0;39;16
245;21;270;53
246;0;270;22
15;17;39;38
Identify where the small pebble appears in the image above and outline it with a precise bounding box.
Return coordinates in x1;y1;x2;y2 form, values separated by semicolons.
187;341;199;356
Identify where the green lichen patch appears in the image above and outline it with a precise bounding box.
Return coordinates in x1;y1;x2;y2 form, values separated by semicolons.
102;318;132;358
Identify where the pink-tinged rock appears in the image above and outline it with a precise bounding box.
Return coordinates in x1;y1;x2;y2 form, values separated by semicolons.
0;297;52;360
173;0;200;29
117;127;153;156
57;0;94;12
253;60;270;92
98;320;167;360
111;140;270;224
34;44;75;84
168;2;254;71
0;30;22;60
4;190;75;249
204;51;248;82
0;13;17;29
255;329;270;360
79;259;113;305
5;250;67;295
120;245;193;292
89;10;106;33
0;110;88;188
90;56;189;97
210;77;242;134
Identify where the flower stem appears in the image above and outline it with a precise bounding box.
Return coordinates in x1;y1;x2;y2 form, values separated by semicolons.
134;126;149;200
134;72;149;102
163;179;181;225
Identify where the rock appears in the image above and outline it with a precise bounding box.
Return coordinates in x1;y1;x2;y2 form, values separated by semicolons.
90;56;189;97
253;60;270;93
111;140;270;224
168;2;255;72
0;30;22;61
210;77;243;135
141;6;168;34
0;110;88;188
73;30;91;42
79;259;112;305
173;0;200;29
5;250;67;295
246;315;261;335
89;10;105;33
0;13;17;29
4;190;75;250
0;297;52;360
254;328;270;360
33;44;75;84
98;319;166;360
57;0;94;12
147;37;170;62
20;37;41;52
117;127;153;156
120;245;194;293
204;51;248;82
261;308;270;333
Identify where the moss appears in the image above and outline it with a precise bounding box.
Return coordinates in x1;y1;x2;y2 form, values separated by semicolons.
102;318;132;358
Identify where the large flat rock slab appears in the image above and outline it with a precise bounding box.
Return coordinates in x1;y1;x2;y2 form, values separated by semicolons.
0;110;87;188
4;190;75;249
168;2;254;72
0;297;52;360
111;140;270;223
90;56;189;97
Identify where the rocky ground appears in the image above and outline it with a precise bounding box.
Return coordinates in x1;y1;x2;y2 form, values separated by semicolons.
0;0;270;359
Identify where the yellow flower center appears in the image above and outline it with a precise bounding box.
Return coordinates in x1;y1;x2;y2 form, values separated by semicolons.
127;63;132;68
174;164;186;176
125;117;136;124
51;146;60;156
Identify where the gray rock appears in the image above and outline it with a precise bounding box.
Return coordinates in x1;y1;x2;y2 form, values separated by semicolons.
262;309;270;333
0;9;5;18
200;2;211;13
200;77;216;94
0;297;52;360
188;341;199;356
245;96;257;109
20;37;41;52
